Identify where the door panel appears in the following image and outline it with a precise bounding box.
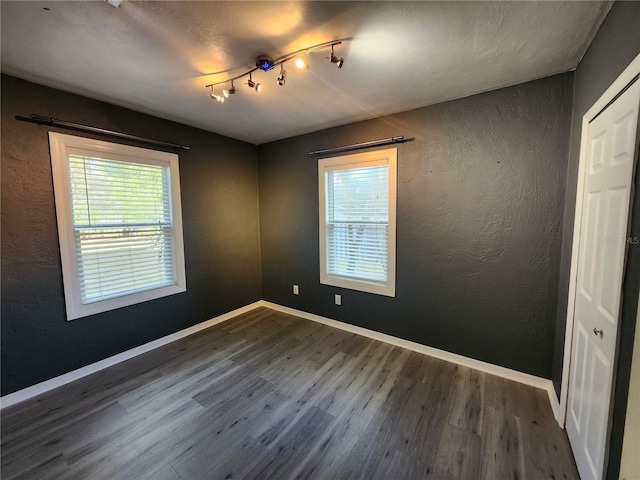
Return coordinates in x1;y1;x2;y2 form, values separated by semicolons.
590;129;606;173
584;346;611;472
599;187;628;320
612;110;636;164
580;191;602;299
569;322;589;430
566;78;640;479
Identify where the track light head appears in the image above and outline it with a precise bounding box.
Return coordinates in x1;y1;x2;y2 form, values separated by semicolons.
246;74;261;92
328;45;344;68
277;64;287;86
209;86;225;103
224;80;238;97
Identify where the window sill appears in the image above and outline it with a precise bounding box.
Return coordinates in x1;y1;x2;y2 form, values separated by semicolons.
320;274;395;297
66;283;186;320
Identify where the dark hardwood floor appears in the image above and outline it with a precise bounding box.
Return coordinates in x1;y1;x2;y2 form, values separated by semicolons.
1;307;578;479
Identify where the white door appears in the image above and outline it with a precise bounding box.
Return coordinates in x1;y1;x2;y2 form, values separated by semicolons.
566;78;640;479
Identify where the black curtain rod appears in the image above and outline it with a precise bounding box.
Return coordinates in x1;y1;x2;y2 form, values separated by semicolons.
15;114;191;151
306;136;414;157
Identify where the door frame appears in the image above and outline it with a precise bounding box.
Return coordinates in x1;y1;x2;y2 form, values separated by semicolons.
560;52;640;427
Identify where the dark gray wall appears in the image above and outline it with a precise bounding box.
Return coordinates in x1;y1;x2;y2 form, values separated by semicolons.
550;2;640;478
258;73;573;379
1;75;262;395
553;0;640;395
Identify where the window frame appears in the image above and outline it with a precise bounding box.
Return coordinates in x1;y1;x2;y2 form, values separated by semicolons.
318;148;397;297
49;132;186;320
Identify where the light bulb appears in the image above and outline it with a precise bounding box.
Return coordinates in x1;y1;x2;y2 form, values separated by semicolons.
295;52;310;70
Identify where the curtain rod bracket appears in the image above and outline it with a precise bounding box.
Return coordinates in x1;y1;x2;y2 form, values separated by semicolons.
15;114;191;151
307;136;414;157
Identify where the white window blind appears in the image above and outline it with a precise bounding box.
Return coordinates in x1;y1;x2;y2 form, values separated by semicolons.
319;148;397;297
327;165;389;282
49;132;186;320
68;155;174;303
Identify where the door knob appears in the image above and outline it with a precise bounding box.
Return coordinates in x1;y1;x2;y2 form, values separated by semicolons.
593;328;603;337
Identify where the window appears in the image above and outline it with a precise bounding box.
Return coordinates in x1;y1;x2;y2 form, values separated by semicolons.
49;132;186;320
318;148;397;297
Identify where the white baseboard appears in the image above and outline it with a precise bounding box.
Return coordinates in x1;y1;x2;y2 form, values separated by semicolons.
260;301;564;427
1;299;564;427
548;384;562;425
0;301;263;410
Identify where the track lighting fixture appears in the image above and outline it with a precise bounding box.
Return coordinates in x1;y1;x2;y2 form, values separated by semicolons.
277;64;287;86
328;45;344;68
205;39;347;106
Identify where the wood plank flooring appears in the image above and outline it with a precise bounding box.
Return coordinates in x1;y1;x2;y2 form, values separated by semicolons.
1;307;579;479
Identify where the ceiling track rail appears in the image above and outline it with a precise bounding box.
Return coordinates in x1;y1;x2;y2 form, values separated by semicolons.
204;39;348;89
306;136;415;157
15;114;191;151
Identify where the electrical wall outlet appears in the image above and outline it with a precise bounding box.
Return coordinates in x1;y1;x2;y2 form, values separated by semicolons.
293;284;299;295
335;294;341;306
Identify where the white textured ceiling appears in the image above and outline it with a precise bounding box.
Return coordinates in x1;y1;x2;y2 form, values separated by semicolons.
1;1;611;144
